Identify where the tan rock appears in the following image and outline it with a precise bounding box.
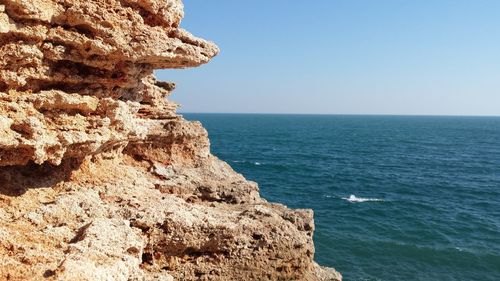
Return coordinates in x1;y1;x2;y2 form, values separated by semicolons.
0;0;341;280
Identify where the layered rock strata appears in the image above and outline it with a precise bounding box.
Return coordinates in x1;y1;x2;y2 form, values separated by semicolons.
0;1;342;280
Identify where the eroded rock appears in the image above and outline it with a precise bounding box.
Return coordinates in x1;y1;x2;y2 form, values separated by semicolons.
0;1;341;280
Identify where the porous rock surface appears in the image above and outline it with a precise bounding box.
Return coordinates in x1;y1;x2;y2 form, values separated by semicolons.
0;1;342;280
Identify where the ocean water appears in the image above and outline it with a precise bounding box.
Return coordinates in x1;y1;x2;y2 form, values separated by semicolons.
183;114;500;281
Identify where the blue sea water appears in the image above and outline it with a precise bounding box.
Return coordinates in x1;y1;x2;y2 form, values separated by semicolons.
183;114;500;281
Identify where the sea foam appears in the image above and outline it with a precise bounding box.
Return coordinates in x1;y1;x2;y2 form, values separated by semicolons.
342;194;383;203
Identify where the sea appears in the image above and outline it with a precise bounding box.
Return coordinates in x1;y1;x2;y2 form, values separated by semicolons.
183;113;500;281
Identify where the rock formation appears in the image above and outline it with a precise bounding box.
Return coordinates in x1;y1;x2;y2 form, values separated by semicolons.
0;0;342;280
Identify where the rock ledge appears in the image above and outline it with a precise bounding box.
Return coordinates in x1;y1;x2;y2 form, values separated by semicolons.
0;1;341;280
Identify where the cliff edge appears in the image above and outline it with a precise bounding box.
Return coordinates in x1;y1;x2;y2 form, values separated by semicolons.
0;1;341;280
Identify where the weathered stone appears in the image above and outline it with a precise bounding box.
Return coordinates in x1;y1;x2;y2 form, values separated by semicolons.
0;1;341;280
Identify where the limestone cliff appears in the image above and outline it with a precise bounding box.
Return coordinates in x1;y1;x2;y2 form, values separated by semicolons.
0;1;342;280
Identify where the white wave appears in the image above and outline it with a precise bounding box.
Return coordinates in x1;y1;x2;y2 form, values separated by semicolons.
232;160;262;166
342;194;383;203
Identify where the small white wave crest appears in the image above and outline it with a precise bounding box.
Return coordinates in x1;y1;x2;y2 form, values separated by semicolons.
342;194;383;203
231;160;262;166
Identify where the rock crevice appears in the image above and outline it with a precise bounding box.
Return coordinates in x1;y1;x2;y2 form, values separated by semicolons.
0;1;341;280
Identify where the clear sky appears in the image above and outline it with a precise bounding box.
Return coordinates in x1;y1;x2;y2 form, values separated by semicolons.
157;0;500;115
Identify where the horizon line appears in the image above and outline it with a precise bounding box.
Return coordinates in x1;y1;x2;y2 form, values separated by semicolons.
178;112;500;118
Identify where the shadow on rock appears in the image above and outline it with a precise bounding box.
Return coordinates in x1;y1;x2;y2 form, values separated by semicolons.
0;158;83;196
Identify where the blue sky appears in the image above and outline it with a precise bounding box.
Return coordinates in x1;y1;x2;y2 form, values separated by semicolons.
157;0;500;115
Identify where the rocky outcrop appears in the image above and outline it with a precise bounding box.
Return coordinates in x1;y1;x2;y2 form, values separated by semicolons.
0;1;341;280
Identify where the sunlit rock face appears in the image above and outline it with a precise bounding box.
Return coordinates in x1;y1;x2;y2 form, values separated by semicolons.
0;1;341;280
0;0;217;166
